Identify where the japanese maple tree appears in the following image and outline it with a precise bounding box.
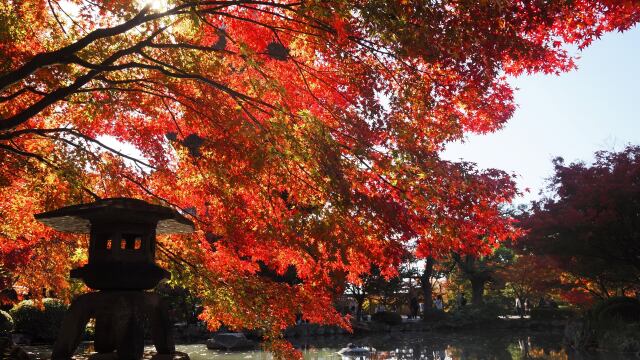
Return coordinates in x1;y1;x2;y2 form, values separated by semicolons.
496;254;563;301
520;145;640;301
1;0;639;356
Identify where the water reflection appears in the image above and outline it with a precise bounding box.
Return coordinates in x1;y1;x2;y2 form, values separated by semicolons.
21;330;635;360
286;331;566;360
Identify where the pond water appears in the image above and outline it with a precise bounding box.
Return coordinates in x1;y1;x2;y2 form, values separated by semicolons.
22;330;635;360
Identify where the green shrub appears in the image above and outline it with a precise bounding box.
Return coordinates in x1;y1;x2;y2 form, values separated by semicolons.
564;298;640;352
10;299;67;342
564;318;596;350
0;310;13;335
372;311;402;326
530;307;573;321
451;302;505;323
422;308;447;321
598;321;640;353
591;297;640;323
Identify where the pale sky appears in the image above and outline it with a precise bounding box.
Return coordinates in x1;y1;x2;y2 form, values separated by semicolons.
442;26;640;204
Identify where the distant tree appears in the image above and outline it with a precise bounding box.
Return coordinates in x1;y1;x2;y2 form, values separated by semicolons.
344;264;405;320
520;146;640;300
451;246;515;305
496;254;563;301
415;256;457;318
344;268;377;321
418;257;436;311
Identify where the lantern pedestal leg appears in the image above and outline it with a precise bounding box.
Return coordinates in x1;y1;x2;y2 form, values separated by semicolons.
93;314;116;354
144;293;175;354
51;291;181;360
52;293;95;360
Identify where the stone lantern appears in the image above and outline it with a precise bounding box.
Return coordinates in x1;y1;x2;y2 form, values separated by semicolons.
35;198;194;360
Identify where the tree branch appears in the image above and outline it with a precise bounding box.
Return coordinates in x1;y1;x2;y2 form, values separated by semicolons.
0;5;152;92
0;143;101;199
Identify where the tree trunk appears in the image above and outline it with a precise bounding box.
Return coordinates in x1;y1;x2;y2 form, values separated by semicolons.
355;297;365;321
470;276;486;306
419;257;435;318
453;253;491;307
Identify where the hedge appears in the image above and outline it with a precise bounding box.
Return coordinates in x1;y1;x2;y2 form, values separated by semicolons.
372;311;402;326
0;310;13;335
10;299;67;342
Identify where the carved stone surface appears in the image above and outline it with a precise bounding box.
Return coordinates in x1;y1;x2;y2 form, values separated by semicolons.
35;198;194;234
52;292;175;360
205;333;258;351
70;263;170;291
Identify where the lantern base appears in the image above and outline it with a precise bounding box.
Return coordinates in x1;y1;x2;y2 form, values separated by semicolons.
52;291;177;360
70;263;170;291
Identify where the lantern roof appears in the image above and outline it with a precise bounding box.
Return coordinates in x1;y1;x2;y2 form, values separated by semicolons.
34;197;195;234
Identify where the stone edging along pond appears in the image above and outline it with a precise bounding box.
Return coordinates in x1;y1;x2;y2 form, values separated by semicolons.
280;318;567;338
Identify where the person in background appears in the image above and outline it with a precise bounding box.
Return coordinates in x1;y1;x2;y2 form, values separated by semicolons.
410;296;420;319
537;297;547;308
515;297;523;318
434;295;444;311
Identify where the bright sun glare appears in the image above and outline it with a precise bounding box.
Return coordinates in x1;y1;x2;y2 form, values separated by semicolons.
141;0;171;12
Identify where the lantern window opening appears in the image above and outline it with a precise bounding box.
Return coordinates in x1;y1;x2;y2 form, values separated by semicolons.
121;233;143;251
106;240;112;250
